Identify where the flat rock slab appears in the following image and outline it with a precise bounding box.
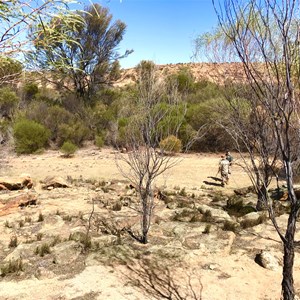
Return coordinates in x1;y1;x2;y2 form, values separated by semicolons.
0;192;37;216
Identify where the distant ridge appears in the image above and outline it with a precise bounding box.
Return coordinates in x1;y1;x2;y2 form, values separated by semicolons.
116;62;247;86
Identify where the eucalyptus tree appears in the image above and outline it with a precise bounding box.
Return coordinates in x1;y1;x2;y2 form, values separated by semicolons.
27;3;132;101
196;0;300;298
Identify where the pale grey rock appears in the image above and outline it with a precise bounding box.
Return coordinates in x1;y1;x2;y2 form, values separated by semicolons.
196;204;232;222
255;250;281;271
52;241;82;264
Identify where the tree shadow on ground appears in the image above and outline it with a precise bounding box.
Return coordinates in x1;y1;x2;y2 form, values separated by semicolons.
122;257;203;300
203;176;223;187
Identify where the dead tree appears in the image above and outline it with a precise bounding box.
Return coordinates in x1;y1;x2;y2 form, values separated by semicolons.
115;61;186;244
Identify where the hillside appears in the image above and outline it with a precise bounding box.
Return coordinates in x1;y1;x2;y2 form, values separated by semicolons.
116;62;247;87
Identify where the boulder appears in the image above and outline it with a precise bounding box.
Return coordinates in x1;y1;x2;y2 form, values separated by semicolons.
0;175;33;191
41;176;71;189
255;250;281;271
196;204;232;223
238;212;264;222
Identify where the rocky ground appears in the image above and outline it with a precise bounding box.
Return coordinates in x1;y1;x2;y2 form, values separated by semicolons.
0;145;299;300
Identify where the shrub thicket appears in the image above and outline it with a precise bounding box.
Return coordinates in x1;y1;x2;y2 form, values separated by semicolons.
57;120;89;146
13;119;50;154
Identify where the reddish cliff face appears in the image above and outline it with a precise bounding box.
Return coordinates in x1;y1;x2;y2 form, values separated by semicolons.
115;62;248;86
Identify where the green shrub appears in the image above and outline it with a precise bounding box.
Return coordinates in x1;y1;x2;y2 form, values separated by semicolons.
37;212;44;222
13;119;50;154
57;120;89;146
159;135;182;153
223;220;239;232
95;135;104;149
0;87;19;119
201;210;213;222
1;259;23;277
50;235;62;247
9;236;18;248
203;224;211;234
23;83;39;101
35;243;50;257
60;141;77;157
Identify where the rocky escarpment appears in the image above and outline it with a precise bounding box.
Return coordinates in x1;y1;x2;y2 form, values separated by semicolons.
115;62;248;87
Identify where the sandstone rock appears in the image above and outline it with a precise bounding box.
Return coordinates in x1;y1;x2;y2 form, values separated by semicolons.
255;250;281;271
0;175;33;191
41;176;71;189
239;212;266;228
196;204;232;223
0;193;38;216
4;243;36;262
52;241;82;264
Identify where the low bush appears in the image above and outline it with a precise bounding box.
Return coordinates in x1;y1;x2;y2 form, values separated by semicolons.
35;243;50;257
60;141;77;157
37;212;44;222
201;210;213;222
13;119;50;154
0;259;23;277
9;236;18;248
223;220;239;232
203;224;211;234
95;135;104;149
159;135;182;153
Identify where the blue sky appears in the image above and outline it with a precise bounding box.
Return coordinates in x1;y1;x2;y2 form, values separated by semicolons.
83;0;218;69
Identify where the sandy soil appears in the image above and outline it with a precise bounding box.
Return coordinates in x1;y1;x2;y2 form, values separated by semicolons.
0;145;298;300
1;146;252;192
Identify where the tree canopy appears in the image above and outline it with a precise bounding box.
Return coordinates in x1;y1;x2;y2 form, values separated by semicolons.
27;3;132;100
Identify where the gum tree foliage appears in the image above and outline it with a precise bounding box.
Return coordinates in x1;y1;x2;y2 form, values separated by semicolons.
0;0;80;54
196;0;300;298
27;3;132;100
0;0;84;89
116;61;186;244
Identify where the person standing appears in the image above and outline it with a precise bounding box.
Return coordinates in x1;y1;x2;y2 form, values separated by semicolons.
219;155;230;186
225;151;233;174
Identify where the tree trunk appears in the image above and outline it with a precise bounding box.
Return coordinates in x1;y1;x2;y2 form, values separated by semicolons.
141;196;149;244
256;185;267;211
282;207;297;300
